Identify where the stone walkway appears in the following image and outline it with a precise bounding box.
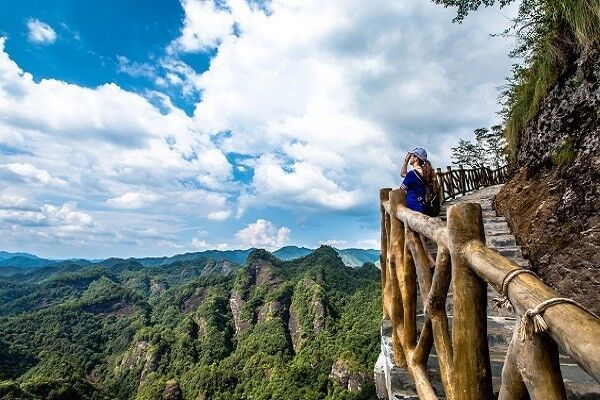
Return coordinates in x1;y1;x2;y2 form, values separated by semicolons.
375;185;600;399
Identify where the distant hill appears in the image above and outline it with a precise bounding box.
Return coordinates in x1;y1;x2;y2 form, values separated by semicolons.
132;249;252;267
0;255;56;268
273;246;379;267
336;248;380;268
0;251;40;261
272;245;313;260
0;246;380;274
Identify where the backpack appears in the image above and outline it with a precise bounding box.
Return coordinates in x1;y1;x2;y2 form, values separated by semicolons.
414;171;441;217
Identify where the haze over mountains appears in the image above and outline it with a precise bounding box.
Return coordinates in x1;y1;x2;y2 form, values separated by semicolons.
0;246;380;276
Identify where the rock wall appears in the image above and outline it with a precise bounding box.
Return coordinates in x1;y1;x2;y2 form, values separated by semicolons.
495;49;600;314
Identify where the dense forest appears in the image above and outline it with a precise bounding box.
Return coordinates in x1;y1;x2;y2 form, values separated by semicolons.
0;246;381;400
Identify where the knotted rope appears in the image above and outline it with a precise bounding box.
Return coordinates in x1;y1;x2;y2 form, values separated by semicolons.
492;268;538;312
518;298;600;341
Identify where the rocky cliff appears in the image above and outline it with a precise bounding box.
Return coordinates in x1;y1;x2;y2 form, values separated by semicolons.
495;49;600;314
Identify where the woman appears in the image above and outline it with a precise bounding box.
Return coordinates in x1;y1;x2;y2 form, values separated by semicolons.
400;147;437;267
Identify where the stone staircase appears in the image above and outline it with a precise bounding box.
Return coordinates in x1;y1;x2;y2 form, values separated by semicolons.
375;185;600;399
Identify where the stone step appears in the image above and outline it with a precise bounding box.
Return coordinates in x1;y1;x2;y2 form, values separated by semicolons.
493;247;524;259
484;216;508;224
484;221;510;232
488;234;518;248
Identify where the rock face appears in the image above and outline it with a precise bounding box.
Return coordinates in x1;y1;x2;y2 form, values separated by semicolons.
288;278;328;352
181;287;208;313
150;280;167;295
120;341;149;370
162;379;183;400
496;48;600;314
228;290;250;334
329;359;370;392
257;300;285;323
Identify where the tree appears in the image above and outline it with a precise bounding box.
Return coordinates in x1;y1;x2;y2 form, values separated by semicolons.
451;125;508;168
433;0;600;157
430;0;516;23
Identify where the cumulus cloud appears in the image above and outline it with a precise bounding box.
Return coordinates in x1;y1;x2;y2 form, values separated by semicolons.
169;0;514;215
207;210;231;221
0;36;233;212
0;201;92;229
248;154;362;211
235;219;290;249
106;192;160;209
3;163;67;186
191;238;208;249
27;19;57;44
0;0;517;256
169;0;234;52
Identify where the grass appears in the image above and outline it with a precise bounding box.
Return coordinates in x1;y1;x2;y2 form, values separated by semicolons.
502;0;600;159
551;138;575;166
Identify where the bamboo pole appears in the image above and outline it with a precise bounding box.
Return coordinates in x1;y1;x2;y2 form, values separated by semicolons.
447;202;494;400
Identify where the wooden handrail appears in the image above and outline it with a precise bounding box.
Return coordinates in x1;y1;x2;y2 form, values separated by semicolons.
435;165;508;204
379;187;600;400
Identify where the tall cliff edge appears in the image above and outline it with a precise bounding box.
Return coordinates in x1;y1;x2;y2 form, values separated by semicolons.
495;48;600;314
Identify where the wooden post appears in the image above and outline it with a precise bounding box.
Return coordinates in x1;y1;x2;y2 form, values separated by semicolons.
447;202;493;400
380;188;391;319
499;321;567;400
458;165;466;195
447;166;455;199
388;189;407;368
436;168;444;204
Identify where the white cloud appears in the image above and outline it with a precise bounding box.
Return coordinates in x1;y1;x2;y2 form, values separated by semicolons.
0;193;31;209
3;162;67;186
27;19;57;44
248;154;362;211
169;0;515;215
191;238;208;249
235;219;290;249
0;201;92;229
117;55;155;78
106;192;160;209
169;0;235;52
0;36;233;210
207;210;231;221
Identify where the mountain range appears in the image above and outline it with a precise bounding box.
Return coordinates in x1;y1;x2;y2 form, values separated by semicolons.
0;245;381;399
0;246;380;275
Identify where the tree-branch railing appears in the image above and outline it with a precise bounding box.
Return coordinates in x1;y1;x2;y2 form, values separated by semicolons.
379;187;600;400
436;165;509;204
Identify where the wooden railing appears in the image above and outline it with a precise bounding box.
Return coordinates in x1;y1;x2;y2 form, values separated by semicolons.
436;165;508;204
379;188;600;400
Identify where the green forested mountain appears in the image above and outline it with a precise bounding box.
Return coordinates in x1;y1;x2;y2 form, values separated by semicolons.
0;246;381;400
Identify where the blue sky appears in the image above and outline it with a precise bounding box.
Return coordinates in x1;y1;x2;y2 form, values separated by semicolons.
0;0;516;258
